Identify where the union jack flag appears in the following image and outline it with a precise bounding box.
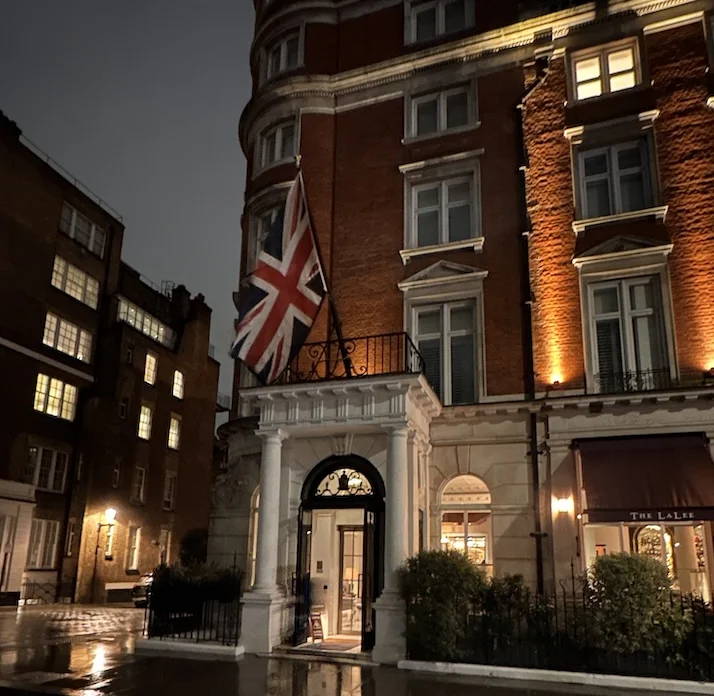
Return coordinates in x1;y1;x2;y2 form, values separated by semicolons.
231;173;326;385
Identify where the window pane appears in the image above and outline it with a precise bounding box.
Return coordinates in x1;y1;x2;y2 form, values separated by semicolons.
43;314;58;347
419;337;442;400
632;314;663;374
596;318;623;384
269;47;281;76
450;306;474;331
617;145;642;170
417;211;440;246
593;287;620;315
441;513;465;552
620;172;646;212
584;153;608;177
280;125;295;159
608;48;634;74
446;91;469;129
447;180;470;203
418;309;441;335
285;36;299;68
577;80;603;100
38;450;53;489
416;99;438;135
60;204;73;233
415;7;437;41
444;0;466;33
451;334;475;405
610;71;636;92
575;56;601;83
629;281;654;311
448;204;471;241
586;179;611;217
417;186;439;209
53;453;67;492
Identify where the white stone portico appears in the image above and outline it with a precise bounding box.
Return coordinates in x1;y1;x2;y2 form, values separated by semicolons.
236;372;440;660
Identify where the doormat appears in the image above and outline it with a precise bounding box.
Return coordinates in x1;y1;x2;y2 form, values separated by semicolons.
297;640;360;653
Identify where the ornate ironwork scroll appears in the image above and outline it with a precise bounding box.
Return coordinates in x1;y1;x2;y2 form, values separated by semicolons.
315;469;373;497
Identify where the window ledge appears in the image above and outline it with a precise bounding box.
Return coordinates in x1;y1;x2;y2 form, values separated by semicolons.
402;122;481;146
572;205;668;234
400;237;484;264
253;156;296;179
707;96;714;109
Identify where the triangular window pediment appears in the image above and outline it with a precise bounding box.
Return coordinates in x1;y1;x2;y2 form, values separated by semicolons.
398;260;487;292
578;235;669;259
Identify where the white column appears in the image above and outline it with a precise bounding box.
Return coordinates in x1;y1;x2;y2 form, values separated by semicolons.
384;425;409;594
253;430;286;592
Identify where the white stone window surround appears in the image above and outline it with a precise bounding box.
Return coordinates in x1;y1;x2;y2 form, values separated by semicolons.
399;260;488;405
572;242;677;395
260;24;305;85
567;37;643;103
565;111;666;233
255;116;300;176
403;79;479;143
404;0;476;46
243;182;292;274
399;150;484;264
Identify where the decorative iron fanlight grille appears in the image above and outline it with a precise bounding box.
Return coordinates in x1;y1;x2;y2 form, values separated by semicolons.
315;469;373;497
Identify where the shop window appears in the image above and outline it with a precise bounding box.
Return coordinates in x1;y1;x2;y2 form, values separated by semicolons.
439;474;491;570
634;524;675;579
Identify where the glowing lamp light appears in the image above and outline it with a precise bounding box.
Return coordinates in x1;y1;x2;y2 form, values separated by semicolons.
550;373;562;388
555;497;574;514
104;508;117;524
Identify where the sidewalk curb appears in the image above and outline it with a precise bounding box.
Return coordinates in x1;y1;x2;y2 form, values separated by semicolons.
135;636;245;661
398;660;714;694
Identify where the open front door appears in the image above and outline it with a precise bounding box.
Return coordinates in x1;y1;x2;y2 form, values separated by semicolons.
361;508;376;651
292;507;312;646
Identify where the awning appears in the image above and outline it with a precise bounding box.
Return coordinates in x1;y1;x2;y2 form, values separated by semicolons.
576;434;714;523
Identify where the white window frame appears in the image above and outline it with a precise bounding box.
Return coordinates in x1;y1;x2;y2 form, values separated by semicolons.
260;120;297;170
172;370;185;399
131;466;146;504
117;297;176;349
26;446;69;493
27;519;59;570
406;0;475;44
264;29;302;81
137;404;153;440
33;374;78;421
143;352;158;385
127;526;141;570
65;518;76;557
59;202;107;257
105;524;115;560
163;471;177;511
570;40;641;102
51;256;100;309
167;415;181;450
412;300;480;406
407;83;477;140
42;312;93;363
159;528;171;564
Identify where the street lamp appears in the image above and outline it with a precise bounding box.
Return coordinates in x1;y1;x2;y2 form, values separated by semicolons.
91;508;117;604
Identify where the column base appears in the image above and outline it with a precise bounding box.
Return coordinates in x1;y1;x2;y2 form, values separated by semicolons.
239;589;288;654
372;592;406;665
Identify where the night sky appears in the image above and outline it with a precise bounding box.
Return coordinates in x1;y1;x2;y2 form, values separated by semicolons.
0;1;254;403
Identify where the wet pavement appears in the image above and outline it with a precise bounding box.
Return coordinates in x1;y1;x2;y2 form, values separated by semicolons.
0;606;700;695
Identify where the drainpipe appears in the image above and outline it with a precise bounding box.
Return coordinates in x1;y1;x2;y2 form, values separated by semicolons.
517;59;548;596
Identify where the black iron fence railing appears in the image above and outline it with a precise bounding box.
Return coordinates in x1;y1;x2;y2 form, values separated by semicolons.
144;599;241;646
592;368;674;395
275;332;425;385
21;581;73;605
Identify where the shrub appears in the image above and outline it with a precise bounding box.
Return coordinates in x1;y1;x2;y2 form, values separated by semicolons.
398;550;487;661
587;552;691;655
150;563;242;610
179;528;208;567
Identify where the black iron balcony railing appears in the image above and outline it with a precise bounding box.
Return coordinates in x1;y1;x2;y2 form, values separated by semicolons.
592;368;674;395
275;332;425;385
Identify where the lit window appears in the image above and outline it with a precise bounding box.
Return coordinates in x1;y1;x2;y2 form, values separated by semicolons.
578;140;651;219
159;528;172;564
266;31;300;80
572;43;638;101
117;297;176;349
27;519;59;569
408;0;473;43
588;276;669;394
33;374;78;421
137;405;153;440
105;525;115;559
131;467;146;503
127;526;141;570
172;371;184;399
261;121;296;168
42;312;92;363
411;175;478;247
410;86;473;137
59;202;107;257
168;415;181;450
65;519;76;557
50;256;100;309
144;353;158;385
163;472;177;510
415;302;477;405
26;446;69;492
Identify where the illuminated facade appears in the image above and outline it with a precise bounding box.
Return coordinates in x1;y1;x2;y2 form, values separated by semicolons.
212;0;714;663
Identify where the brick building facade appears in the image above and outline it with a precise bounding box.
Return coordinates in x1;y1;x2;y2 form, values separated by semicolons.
0;112;221;604
211;0;714;662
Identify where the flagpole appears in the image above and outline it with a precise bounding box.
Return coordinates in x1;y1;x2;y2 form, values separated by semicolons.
296;157;353;379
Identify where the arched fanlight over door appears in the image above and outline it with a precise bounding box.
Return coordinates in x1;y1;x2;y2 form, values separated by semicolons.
314;469;374;498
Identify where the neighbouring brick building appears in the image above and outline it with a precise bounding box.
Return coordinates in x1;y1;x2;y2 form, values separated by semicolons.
0;111;223;605
209;0;714;663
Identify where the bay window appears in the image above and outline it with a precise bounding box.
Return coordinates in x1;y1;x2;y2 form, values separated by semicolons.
265;31;300;80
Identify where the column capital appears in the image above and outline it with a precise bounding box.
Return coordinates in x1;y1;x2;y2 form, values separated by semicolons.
382;424;411;439
257;428;289;444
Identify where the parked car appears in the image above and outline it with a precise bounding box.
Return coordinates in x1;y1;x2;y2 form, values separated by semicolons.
132;573;153;608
